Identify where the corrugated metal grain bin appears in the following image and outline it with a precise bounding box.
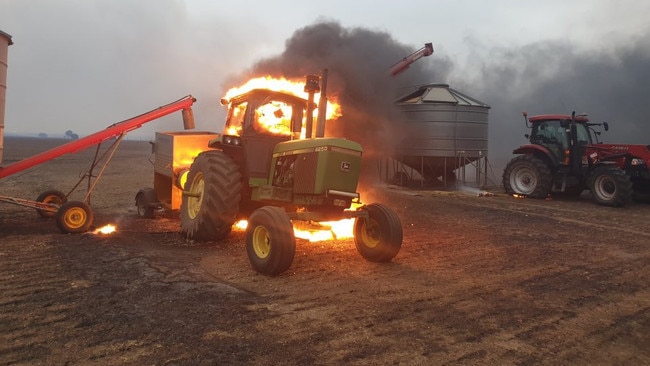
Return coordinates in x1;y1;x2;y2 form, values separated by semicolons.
394;84;490;182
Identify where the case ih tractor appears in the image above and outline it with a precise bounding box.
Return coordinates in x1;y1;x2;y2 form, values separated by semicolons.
169;75;402;276
503;112;650;207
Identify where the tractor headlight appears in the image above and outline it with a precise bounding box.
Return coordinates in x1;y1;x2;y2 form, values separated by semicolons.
631;158;645;166
222;135;242;146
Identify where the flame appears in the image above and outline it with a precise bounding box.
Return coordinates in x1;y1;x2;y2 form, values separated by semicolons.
174;148;206;168
233;218;356;242
293;218;355;242
94;224;116;235
222;76;342;137
233;203;361;242
513;194;526;199
172;142;212;189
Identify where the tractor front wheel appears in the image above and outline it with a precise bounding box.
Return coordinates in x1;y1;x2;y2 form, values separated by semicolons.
354;203;402;262
503;155;552;198
36;189;67;218
245;206;296;276
180;151;241;241
589;165;632;207
56;201;94;234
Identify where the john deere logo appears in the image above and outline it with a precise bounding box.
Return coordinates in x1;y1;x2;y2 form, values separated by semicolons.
340;161;351;172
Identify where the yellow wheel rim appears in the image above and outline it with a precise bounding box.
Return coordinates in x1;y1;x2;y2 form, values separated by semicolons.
252;226;271;259
64;207;87;230
360;218;381;248
187;172;204;220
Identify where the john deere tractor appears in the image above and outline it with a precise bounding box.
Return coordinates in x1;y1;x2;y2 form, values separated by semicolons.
503;112;650;207
179;75;402;276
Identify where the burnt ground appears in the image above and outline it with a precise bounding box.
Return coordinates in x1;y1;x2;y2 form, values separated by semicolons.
0;137;649;365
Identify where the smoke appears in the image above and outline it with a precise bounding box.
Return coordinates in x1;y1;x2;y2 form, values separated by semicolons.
226;20;453;156
229;20;650;182
458;34;650;174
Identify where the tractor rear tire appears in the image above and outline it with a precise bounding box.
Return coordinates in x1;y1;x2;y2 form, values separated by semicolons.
180;151;241;241
56;201;93;234
589;165;632;207
503;155;552;198
245;206;296;276
36;189;67;218
354;203;402;263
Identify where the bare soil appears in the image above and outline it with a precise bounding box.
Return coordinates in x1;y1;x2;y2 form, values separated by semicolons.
1;137;649;365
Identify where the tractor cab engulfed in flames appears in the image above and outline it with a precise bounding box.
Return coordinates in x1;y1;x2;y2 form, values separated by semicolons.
207;87;364;219
215;89;311;182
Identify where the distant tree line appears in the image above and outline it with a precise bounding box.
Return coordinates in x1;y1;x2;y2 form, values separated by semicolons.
64;130;79;140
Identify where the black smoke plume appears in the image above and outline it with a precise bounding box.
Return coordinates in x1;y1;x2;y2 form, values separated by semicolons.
224;20;452;157
460;34;650;174
227;20;650;184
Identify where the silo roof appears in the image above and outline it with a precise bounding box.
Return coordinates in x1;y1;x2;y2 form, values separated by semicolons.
396;84;490;108
0;30;13;45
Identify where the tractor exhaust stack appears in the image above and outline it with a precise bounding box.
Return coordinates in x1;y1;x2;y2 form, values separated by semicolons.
315;68;328;138
303;74;320;139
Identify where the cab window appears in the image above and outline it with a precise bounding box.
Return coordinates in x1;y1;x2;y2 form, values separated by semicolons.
224;101;247;136
253;99;295;136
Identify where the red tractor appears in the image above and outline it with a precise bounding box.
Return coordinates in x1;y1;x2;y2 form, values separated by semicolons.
503;112;650;207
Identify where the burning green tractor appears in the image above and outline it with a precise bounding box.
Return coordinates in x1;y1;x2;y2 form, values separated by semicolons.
178;74;403;276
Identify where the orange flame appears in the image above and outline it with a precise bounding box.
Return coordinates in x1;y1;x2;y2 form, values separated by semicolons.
293;219;355;242
94;224;116;235
233;203;361;242
222;76;342;133
174;148;206;168
233;218;355;242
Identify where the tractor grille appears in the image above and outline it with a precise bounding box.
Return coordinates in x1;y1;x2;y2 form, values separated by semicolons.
293;152;318;194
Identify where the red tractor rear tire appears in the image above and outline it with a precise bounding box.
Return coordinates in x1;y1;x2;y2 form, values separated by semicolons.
180;151;242;241
503;155;552;198
589;165;632;207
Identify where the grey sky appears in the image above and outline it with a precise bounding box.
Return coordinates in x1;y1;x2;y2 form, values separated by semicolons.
1;0;649;170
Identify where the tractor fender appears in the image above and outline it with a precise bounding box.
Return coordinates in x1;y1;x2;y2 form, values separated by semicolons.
135;187;160;207
512;144;560;168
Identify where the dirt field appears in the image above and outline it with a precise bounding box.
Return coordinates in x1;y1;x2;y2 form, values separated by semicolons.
1;136;649;365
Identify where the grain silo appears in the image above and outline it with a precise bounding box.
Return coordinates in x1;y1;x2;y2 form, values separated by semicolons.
390;83;490;186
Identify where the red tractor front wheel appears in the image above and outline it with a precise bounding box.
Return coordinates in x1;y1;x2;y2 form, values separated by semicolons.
589;165;632;207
